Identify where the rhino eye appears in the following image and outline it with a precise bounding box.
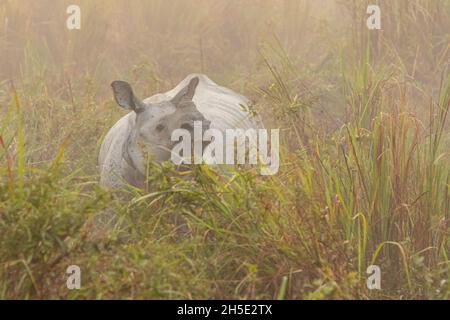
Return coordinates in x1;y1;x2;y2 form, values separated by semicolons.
155;124;165;132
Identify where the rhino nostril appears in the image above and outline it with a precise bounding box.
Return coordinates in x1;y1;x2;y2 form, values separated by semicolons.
181;123;193;131
181;120;210;132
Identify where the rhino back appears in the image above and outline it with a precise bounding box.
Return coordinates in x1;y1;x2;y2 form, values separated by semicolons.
144;74;263;131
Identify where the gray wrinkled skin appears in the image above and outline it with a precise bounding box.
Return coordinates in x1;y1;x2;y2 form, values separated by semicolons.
99;73;262;189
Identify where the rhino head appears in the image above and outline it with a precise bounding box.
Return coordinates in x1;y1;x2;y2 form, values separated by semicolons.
111;77;211;176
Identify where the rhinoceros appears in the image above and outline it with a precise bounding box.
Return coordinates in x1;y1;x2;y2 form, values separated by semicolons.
99;73;262;189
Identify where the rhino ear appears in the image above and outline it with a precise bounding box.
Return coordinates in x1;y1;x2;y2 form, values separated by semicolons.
111;81;145;113
171;77;199;106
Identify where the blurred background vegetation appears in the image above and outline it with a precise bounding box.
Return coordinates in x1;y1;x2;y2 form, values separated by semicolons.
0;0;449;299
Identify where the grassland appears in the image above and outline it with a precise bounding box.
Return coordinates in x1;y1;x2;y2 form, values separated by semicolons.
0;0;449;299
